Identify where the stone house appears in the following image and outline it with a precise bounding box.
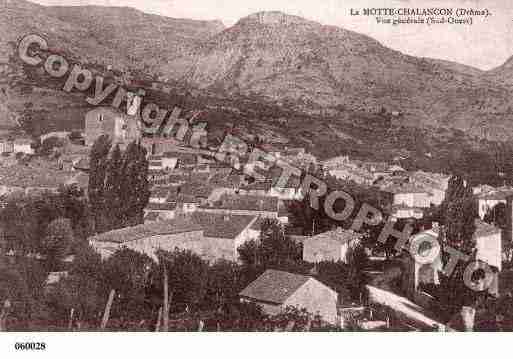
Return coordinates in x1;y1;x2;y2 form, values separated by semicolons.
303;228;362;264
89;219;204;260
239;269;339;325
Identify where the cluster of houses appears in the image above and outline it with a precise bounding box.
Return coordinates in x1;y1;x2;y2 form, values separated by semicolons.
322;155;450;220
5;104;513;330
81;107;513;329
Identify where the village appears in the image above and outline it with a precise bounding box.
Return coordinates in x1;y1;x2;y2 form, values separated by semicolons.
1;100;512;332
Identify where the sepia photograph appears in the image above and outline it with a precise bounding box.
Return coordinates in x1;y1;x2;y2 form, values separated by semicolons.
1;0;513;354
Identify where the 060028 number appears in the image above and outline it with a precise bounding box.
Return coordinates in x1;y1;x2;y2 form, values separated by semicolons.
14;342;46;350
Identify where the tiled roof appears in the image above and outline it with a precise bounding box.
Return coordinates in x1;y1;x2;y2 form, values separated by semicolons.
202;194;279;213
90;218;202;243
73;157;90;170
67;172;89;189
151;186;171;198
310;228;362;244
381;182;429;194
192;212;256;239
146;202;176;211
180;182;214;198
163;152;196;164
208;172;241;187
239;269;311;304
0;165;76;188
14;138;33;145
144;212;161;222
239;180;272;191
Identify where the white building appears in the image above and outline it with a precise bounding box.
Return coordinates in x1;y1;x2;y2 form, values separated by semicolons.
13;138;34;154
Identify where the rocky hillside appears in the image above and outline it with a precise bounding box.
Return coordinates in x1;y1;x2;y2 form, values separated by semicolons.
1;2;513;142
0;0;224;132
163;11;513;140
487;56;513;87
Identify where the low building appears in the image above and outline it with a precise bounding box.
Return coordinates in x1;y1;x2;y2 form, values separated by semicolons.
474;219;502;272
191;212;258;262
0;165;86;196
381;183;431;219
144;202;177;220
199;194;279;218
13;138;34;154
162;151;197;169
149;186;175;204
239;269;339;325
89;219;203;260
303;227;362;263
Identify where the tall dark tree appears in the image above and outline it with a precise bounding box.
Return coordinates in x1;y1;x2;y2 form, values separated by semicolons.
88;135;112;233
104;144;124;230
41;218;74;270
150;249;209;313
441;175;477;253
102;248;153;323
438;175;480;318
120;141;150;226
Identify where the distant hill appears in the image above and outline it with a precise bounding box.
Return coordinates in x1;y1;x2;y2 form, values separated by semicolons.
163;11;513;140
1;1;513;144
0;0;224;133
487;55;513;87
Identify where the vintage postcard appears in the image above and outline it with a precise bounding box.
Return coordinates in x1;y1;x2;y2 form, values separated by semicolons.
0;0;512;352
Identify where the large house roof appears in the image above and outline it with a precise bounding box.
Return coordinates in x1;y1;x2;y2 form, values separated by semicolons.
202;194;279;212
0;165;77;188
381;182;429;194
239;269;312;304
146;202;176;211
192;212;256;239
309;227;362;244
90;218;202;244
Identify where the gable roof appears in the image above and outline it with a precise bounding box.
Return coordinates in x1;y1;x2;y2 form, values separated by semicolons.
202;194;279;212
0;165;77;188
192;212;256;239
146;202;176;211
239;269;311;304
89;218;202;244
381;182;429;194
144;212;161;222
150;186;171;198
309;227;362;245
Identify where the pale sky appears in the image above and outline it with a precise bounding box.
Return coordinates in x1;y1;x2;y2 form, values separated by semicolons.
32;0;513;70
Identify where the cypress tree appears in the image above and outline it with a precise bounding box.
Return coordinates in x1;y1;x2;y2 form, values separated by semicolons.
120;141;150;226
105;144;124;230
88;135;112;233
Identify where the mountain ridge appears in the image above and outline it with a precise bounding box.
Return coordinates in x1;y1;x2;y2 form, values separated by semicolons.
1;1;513;142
